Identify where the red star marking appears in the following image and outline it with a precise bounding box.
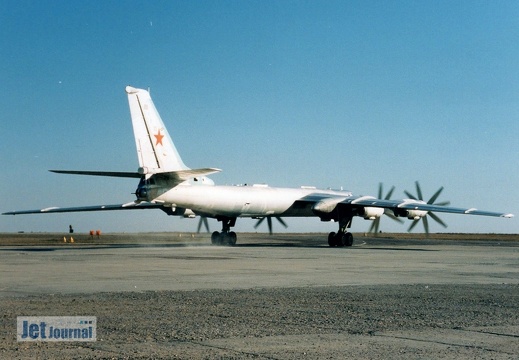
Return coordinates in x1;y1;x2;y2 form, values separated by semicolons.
154;130;164;146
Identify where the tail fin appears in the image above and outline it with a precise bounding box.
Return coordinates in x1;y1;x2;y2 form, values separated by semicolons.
126;86;189;174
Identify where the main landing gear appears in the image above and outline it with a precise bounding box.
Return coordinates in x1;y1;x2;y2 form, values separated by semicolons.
328;231;353;247
211;217;237;246
328;215;354;247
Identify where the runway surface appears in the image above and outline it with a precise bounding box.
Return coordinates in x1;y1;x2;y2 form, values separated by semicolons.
0;233;518;358
1;233;519;296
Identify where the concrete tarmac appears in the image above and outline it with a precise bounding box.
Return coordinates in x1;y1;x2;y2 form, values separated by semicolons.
1;233;518;358
1;233;518;296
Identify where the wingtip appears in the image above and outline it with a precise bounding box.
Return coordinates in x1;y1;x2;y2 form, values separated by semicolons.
503;213;514;218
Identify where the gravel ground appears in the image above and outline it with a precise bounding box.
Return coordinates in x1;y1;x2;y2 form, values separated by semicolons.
1;284;518;359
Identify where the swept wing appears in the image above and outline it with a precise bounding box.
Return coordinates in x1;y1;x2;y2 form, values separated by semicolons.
343;197;513;218
3;202;164;215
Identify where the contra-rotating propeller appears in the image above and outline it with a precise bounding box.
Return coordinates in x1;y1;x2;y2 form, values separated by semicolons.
368;183;404;234
404;181;450;234
254;216;288;235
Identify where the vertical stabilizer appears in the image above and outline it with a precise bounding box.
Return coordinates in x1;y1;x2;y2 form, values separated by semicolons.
126;86;189;173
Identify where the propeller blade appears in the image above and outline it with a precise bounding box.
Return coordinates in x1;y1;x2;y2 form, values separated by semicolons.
384;210;404;224
369;220;376;233
267;217;273;235
408;219;420;232
385;185;396;200
255;216;288;235
404;190;417;200
369;183;401;235
197;217;210;233
254;217;265;229
276;216;288;228
428;212;447;228
415;181;423;201
369;218;380;233
428;186;444;205
435;201;451;206
423;215;429;234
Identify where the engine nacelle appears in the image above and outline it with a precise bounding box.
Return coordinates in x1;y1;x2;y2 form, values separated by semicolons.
312;197;347;214
405;209;428;220
362;207;384;220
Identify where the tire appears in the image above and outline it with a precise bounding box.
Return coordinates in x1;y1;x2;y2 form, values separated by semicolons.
344;232;353;247
228;232;237;246
211;231;221;245
328;232;337;247
337;233;345;247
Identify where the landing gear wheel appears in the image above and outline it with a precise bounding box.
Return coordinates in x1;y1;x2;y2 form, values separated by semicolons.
328;231;353;248
328;232;337;247
336;233;346;247
329;213;354;248
214;217;238;246
227;231;237;246
211;231;221;245
211;231;237;246
343;232;353;247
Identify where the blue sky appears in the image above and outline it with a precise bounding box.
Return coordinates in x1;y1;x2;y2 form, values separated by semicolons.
1;1;518;234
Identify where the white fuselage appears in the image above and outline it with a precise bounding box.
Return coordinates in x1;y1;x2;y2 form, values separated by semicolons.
155;183;352;218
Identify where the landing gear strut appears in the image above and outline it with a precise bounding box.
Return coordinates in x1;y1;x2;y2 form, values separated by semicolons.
328;215;354;247
211;217;237;246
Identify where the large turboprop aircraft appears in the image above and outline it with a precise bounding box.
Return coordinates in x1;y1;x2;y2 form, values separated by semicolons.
3;86;513;246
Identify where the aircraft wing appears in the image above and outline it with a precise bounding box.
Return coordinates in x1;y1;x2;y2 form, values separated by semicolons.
2;202;164;215
303;192;512;219
342;197;514;218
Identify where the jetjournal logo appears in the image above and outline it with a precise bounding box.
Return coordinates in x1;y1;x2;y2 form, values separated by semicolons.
17;316;96;342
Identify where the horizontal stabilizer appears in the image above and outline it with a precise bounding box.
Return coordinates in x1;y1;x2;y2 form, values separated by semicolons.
50;170;141;178
49;168;222;183
158;168;222;182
